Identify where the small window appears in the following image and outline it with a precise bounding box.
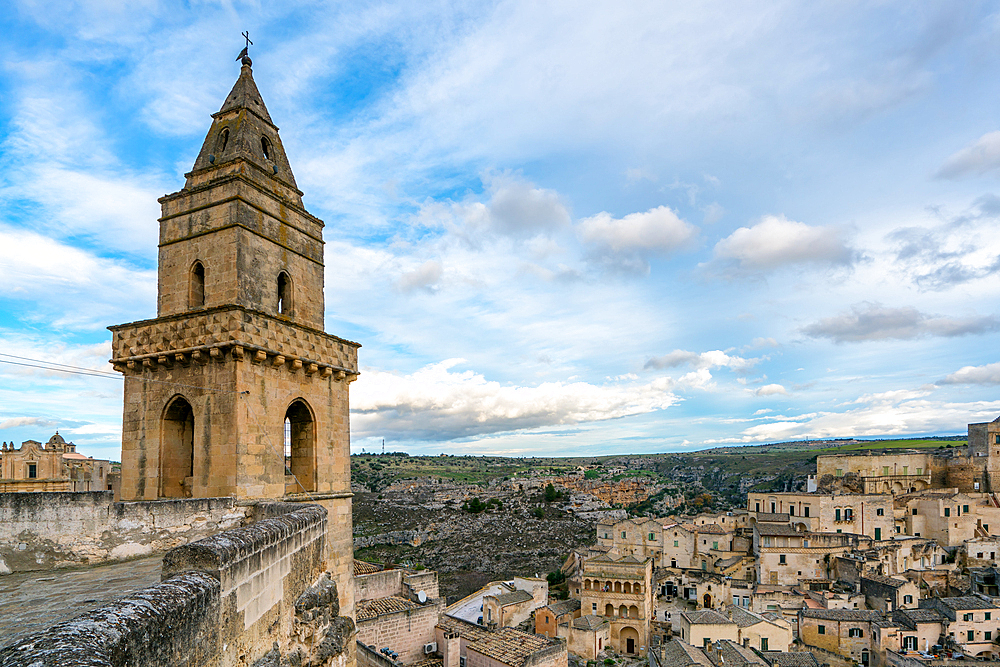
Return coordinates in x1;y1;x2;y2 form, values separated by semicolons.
836;469;843;477
987;612;992;621
713;541;718;550
261;136;272;160
912;508;918;515
789;506;795;516
969;630;975;642
964;613;973;622
988;631;993;641
804;506;810;517
835;509;842;521
755;503;760;512
964;505;970;514
649;532;654;541
903;595;912;604
883;466;890;475
674;540;679;547
622;531;626;539
277;272;292;315
190;261;205;308
944;507;950;517
818;625;825;635
779;555;786;564
848;628;863;638
27;463;37;479
916;467;922;475
876;508;884;516
217;127;229;152
902;466;908;475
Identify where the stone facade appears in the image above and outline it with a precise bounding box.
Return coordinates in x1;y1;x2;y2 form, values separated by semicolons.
0;433;112;494
578;553;653;655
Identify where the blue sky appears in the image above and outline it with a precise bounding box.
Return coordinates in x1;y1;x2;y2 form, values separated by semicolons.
3;1;1000;461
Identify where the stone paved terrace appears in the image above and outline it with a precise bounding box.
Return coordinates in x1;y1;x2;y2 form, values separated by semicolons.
0;554;163;649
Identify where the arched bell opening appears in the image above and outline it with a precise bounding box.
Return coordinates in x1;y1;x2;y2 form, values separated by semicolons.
160;396;194;498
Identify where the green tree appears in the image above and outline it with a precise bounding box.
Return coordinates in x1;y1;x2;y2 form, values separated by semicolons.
544;483;558;502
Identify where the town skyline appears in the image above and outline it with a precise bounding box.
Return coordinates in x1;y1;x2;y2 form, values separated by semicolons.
2;2;1000;461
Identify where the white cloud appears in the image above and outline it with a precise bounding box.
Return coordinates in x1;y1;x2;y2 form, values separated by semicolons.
397;260;443;292
711;215;855;272
936;131;1000;179
0;226;156;329
0;417;55;430
578;205;697;269
645;349;760;374
754;384;787;397
803;302;1000;343
939;362;1000;386
351;358;679;441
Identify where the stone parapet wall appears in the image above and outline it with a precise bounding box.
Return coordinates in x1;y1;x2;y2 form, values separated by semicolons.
0;492;246;574
0;502;355;667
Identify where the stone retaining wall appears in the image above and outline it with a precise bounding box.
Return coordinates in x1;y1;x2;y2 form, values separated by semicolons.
0;491;247;574
0;502;355;667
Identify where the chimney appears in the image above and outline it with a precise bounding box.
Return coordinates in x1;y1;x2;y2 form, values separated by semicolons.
442;632;461;667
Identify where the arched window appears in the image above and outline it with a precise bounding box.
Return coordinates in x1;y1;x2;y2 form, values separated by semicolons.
605;603;614;617
619;605;628;618
277;271;292;316
261;136;271;160
190;262;205;308
623;582;631;594
629;605;639;619
218;127;230;153
161;396;194;498
284;399;315;492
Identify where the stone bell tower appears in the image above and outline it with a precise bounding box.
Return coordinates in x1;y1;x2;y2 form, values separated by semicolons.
109;56;359;508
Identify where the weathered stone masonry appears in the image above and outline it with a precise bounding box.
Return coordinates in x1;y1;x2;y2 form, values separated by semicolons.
0;492;245;574
0;502;354;667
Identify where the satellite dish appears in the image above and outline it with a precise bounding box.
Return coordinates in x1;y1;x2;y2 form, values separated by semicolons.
417;591;427;604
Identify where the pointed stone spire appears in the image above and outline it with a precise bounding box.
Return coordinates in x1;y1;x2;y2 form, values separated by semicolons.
185;58;300;201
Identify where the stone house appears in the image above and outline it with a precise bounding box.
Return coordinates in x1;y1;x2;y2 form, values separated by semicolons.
677;609;738;649
653;638;714;667
963;536;1000;568
563;615;610;660
534;599;581;638
899;491;1000;547
815;452;936;494
0;433;112;493
482;590;538;629
860;574;919;612
747;492;894;541
437;617;567;667
729;607;793;652
751;585;806;621
891;608;945;654
797;609;884;667
703;639;766;666
578;553;653;655
354;560;444;664
753;524;868;586
596;517;665;562
919;595;1000;659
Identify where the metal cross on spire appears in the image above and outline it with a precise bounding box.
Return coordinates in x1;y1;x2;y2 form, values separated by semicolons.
237;31;253;64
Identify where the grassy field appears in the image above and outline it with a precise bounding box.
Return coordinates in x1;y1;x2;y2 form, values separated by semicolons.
816;438;966;452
